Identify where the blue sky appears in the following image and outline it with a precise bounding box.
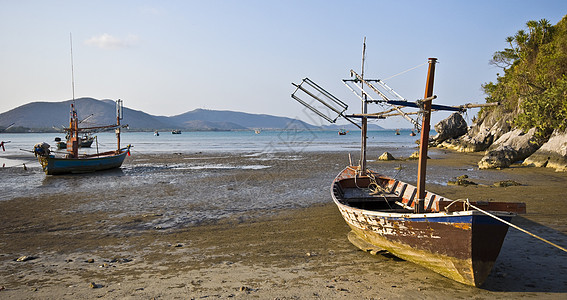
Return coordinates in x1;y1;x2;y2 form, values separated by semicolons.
1;1;566;128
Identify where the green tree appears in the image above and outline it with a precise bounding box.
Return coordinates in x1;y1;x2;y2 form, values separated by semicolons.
483;16;567;137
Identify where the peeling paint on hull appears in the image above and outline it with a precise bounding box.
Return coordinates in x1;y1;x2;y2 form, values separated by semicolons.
331;167;515;287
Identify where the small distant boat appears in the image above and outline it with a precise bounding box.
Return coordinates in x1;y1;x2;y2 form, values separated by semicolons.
80;134;95;147
154;130;159;136
172;130;182;134
338;129;348;135
395;129;400;135
255;129;261;134
410;131;416;136
55;137;66;149
55;133;95;150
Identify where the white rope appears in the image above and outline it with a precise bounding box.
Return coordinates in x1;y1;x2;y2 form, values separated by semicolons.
468;202;567;253
446;199;567;253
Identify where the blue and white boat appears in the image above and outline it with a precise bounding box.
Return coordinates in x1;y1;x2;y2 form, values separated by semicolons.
34;99;130;175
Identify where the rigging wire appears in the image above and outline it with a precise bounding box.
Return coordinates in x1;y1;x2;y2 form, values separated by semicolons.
383;62;429;81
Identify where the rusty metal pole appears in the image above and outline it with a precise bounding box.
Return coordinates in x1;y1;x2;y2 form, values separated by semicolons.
415;58;437;214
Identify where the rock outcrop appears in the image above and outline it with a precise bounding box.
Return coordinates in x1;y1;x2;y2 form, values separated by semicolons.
477;128;542;169
378;152;396;161
523;129;567;171
430;113;468;146
439;110;513;152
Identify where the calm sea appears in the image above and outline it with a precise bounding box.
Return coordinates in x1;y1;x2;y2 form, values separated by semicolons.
0;129;427;167
0;129;434;226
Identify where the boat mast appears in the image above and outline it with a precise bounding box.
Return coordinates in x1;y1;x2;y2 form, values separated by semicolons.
360;37;368;176
116;99;122;151
67;33;79;158
415;58;437;213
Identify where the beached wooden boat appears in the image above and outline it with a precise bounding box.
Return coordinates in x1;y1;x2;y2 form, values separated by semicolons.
34;99;130;175
291;43;524;286
331;166;525;286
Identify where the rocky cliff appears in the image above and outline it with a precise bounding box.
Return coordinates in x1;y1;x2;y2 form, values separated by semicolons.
434;111;567;171
433;16;567;172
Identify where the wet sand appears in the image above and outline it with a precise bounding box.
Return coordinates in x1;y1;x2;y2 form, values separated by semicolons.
1;148;566;299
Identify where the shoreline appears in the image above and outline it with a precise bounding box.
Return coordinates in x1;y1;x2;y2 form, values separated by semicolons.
1;149;566;298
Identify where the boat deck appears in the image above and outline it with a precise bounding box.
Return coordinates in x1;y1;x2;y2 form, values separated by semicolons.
333;179;410;211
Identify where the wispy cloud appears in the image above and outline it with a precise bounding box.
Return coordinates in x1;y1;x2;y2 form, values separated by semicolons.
84;34;139;50
139;4;165;16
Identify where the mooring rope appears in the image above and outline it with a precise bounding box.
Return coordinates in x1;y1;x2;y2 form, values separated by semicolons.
446;199;567;253
2;157;37;170
366;171;394;209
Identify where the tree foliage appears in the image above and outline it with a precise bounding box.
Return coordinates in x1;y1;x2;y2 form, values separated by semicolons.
482;16;567;137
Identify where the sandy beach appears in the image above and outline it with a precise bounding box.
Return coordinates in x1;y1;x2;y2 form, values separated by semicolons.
1;148;566;299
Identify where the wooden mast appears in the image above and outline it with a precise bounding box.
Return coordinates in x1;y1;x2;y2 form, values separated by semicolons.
415;58;437;213
360;37;368;176
67;33;79;158
116;99;122;151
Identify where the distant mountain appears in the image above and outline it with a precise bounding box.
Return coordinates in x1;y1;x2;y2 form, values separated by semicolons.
0;98;171;132
0;98;327;132
163;108;315;130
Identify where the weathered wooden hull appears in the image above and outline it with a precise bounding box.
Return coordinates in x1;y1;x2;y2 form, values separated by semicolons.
38;148;129;175
331;167;516;286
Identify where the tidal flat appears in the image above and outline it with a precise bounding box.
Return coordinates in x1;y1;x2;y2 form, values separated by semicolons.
0;148;566;299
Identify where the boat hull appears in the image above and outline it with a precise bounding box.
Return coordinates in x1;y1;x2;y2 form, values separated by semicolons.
38;149;129;175
331;167;514;286
336;204;510;286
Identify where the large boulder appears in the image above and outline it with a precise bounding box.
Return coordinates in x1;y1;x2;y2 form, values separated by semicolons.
524;129;567;171
430;113;468;146
439;110;512;152
478;128;542;169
